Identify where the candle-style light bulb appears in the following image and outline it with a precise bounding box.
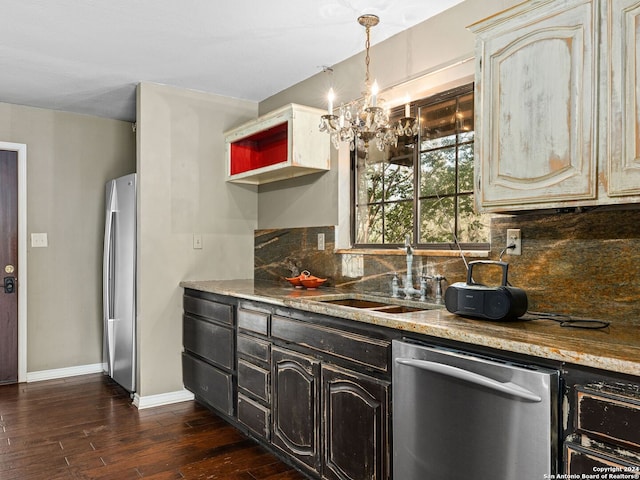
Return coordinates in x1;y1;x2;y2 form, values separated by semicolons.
328;88;335;115
371;81;379;107
404;95;411;117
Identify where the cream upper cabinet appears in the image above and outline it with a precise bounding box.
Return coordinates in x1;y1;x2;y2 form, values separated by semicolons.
607;0;640;196
470;0;598;212
472;0;640;212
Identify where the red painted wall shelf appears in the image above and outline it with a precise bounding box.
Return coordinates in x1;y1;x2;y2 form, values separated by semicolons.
225;104;330;185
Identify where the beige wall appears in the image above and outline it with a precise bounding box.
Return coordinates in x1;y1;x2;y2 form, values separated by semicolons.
136;82;258;397
0;102;135;372
256;0;520;230
0;0;523;394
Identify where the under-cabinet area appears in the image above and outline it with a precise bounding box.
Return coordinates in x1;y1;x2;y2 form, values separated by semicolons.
180;286;640;479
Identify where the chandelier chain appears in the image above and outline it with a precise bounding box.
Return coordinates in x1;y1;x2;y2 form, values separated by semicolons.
364;25;371;87
318;13;418;152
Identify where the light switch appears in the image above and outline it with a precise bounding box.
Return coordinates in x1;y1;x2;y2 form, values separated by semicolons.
193;234;203;250
31;233;48;248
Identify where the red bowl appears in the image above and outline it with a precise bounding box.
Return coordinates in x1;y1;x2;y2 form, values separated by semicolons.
300;277;327;289
285;276;303;287
285;271;311;287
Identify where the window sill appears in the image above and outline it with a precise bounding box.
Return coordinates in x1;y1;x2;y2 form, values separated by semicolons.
335;248;490;258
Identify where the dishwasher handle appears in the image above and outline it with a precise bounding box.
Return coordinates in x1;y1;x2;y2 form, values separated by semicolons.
395;358;542;402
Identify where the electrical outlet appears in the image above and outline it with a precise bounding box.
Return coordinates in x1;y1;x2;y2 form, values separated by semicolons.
342;254;363;278
317;233;325;251
506;229;522;255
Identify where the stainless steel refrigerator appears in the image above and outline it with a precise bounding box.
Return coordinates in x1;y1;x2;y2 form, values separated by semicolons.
103;173;136;393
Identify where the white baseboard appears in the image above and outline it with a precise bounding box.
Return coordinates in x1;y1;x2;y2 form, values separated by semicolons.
133;389;195;409
26;365;195;410
27;363;104;383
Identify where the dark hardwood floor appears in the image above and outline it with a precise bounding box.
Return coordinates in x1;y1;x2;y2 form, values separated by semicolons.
0;374;307;480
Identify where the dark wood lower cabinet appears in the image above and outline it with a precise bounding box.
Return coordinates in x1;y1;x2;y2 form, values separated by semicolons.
236;303;272;443
182;290;236;418
322;365;389;480
564;370;640;476
181;295;395;480
272;346;321;472
182;291;640;480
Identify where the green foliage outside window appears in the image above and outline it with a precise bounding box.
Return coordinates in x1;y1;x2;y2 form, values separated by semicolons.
354;84;489;248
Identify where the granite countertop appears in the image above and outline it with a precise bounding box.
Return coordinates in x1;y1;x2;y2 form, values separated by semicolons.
180;279;640;378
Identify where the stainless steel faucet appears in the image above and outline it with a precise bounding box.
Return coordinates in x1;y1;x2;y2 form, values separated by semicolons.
391;236;447;303
430;274;446;303
392;235;425;300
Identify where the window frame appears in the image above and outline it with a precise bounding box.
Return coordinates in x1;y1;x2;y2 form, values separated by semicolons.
351;82;489;251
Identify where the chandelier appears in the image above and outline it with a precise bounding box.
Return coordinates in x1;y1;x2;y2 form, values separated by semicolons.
319;14;418;152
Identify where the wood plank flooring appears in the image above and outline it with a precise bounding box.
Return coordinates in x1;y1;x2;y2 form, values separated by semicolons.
0;374;307;480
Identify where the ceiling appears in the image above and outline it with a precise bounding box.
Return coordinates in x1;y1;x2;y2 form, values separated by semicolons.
1;0;463;122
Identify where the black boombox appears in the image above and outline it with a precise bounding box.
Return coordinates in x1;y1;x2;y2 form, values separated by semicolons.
444;260;528;321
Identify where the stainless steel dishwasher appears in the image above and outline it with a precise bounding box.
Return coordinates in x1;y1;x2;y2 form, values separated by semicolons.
392;339;559;479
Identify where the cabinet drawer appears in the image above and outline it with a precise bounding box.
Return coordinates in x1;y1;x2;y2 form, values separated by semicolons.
238;359;269;402
182;353;233;416
271;315;390;373
238;307;269;336
238;333;270;365
238;393;270;440
183;314;233;370
566;442;640;477
183;295;233;326
577;387;640;449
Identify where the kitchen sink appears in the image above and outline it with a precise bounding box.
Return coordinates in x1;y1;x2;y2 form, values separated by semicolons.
320;299;391;309
320;298;425;313
312;295;443;314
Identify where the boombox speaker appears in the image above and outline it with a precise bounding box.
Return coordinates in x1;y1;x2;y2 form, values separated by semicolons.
444;260;528;321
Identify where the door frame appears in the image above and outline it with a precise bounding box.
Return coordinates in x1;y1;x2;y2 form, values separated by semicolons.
1;142;27;382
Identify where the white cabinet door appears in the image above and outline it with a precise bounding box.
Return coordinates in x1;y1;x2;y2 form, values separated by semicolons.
607;0;640;196
473;0;598;211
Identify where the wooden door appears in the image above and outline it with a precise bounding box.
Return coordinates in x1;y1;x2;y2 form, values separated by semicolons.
0;150;18;384
322;365;389;480
271;346;320;473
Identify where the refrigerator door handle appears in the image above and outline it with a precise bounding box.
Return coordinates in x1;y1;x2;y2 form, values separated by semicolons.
394;358;542;402
103;210;114;319
103;186;117;375
107;318;116;375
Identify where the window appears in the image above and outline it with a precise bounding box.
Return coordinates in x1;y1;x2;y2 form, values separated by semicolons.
352;83;489;249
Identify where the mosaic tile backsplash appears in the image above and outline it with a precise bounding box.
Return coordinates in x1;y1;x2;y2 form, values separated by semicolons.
255;209;640;323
